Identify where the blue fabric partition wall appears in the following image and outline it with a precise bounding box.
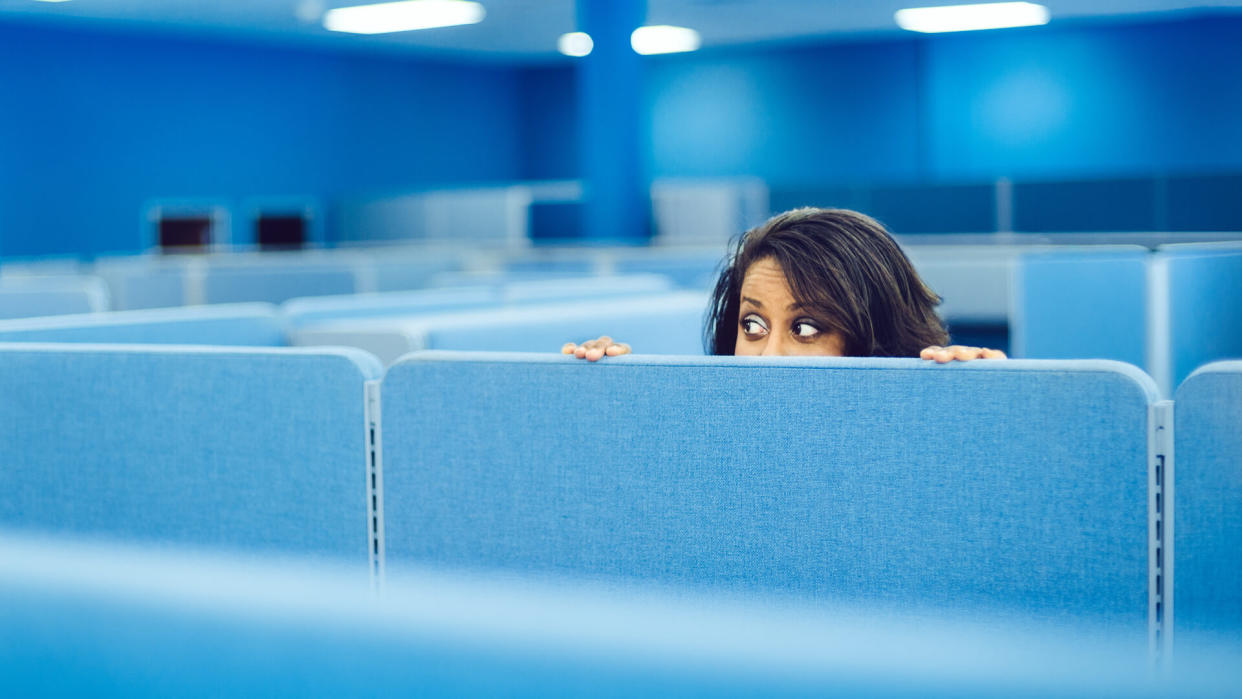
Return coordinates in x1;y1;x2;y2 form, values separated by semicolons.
203;261;360;304
283;275;675;329
380;353;1163;636
1153;244;1242;394
283;286;501;328
0;304;286;346
7;531;1237;698
0;276;110;319
0;345;382;563
293;292;709;365
1010;246;1150;371
93;258;191;310
1174;361;1242;654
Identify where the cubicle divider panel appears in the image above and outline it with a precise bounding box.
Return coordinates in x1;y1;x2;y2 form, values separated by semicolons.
5;530;1215;698
203;263;359;304
1011;247;1150;370
283;286;500;329
0;278;110;319
293;293;709;365
381;353;1158;632
1159;246;1242;391
1174;361;1242;652
0;304;286;346
0;345;381;562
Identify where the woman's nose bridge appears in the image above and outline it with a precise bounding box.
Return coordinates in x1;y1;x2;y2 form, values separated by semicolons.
761;334;785;356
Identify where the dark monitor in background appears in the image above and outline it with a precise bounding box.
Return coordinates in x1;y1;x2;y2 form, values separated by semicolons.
256;213;308;250
158;215;213;253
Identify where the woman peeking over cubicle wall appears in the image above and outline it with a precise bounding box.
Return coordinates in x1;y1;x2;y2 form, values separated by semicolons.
565;207;1006;363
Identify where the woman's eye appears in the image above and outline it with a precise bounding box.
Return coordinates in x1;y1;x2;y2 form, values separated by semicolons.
740;315;768;336
793;320;821;338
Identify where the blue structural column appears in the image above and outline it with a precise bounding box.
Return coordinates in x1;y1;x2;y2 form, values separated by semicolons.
576;0;650;242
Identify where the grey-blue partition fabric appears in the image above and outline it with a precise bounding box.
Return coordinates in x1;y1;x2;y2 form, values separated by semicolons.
0;304;286;346
203;264;358;304
1161;248;1242;389
423;295;707;355
1011;247;1149;368
6;531;1232;698
1174;361;1242;651
383;353;1157;630
0;286;105;319
500;274;673;303
283;286;500;328
94;264;188;310
613;256;723;289
0;345;381;561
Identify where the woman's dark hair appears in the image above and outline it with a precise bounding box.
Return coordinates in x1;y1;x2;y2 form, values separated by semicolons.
705;207;949;356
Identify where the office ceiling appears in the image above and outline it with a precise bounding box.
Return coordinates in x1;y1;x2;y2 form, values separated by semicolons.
0;0;1239;62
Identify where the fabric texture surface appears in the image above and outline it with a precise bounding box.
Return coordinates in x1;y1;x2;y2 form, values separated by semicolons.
382;353;1156;631
1012;247;1149;368
5;531;1217;698
1162;249;1242;389
1174;361;1242;650
203;264;358;304
0;344;381;561
293;293;709;365
0;286;106;320
0;304;286;346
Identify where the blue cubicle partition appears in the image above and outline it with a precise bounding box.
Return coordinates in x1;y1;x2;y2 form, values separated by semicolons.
283;286;500;328
7;530;1236;698
611;254;723;289
93;257;191;310
1174;361;1242;656
381;353;1161;637
1154;244;1242;392
203;261;360;304
0;275;110;319
292;292;708;365
0;304;286;346
0;346;381;563
1011;247;1150;370
283;275;675;330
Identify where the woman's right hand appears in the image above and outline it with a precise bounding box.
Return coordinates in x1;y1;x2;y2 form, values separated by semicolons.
562;336;631;362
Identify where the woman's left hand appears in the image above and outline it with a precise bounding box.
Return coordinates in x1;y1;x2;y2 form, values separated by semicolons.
919;345;1007;363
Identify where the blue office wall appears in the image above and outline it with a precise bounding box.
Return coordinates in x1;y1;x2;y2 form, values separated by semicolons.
645;38;924;185
924;16;1242;180
0;21;524;258
521;14;1242;198
517;66;578;182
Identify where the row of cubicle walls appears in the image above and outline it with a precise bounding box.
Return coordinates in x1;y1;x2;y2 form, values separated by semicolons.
1;238;1241;694
1;238;1239;393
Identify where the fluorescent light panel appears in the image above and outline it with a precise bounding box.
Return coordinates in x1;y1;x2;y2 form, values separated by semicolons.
895;2;1049;33
324;0;485;35
631;25;700;55
558;32;594;57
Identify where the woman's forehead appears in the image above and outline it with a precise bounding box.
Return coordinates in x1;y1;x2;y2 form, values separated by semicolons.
739;258;795;303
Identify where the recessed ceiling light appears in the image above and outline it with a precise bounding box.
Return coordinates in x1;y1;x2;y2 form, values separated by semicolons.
895;2;1049;33
323;0;485;35
630;25;701;55
558;32;594;58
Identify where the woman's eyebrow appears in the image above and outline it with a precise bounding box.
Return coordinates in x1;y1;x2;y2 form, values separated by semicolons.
741;296;762;308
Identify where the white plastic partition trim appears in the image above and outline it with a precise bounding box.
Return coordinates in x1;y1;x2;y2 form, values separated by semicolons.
1146;255;1171;397
183;257;207;307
